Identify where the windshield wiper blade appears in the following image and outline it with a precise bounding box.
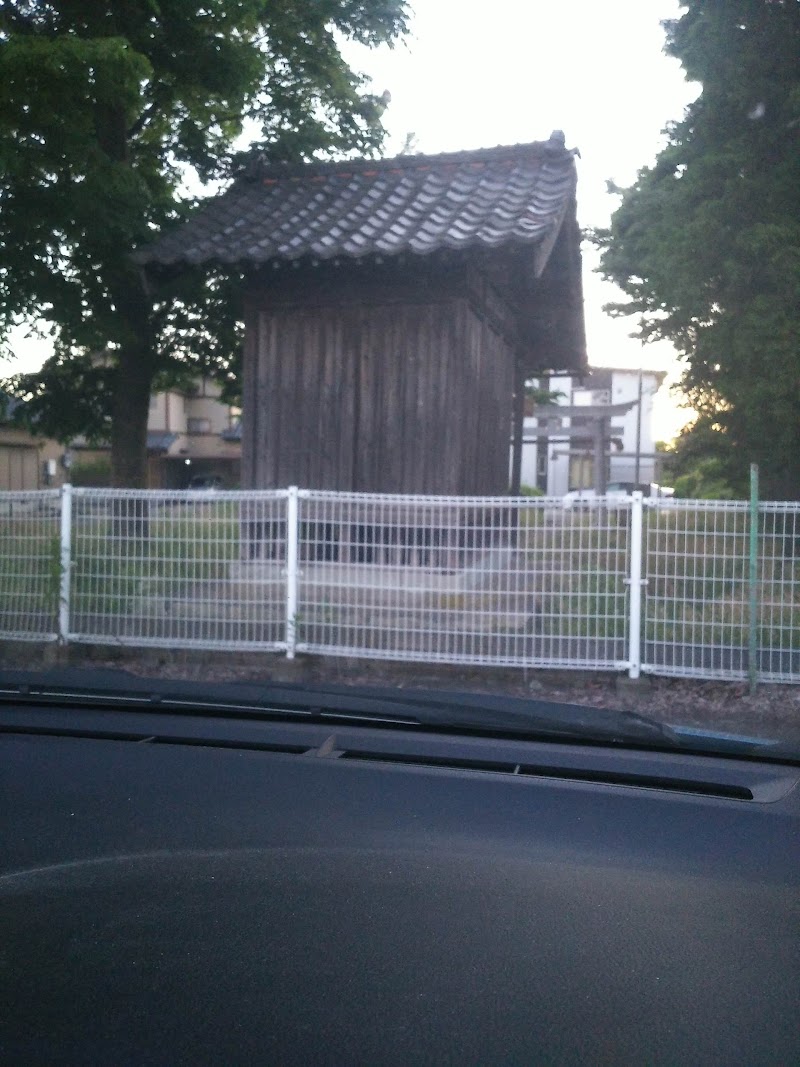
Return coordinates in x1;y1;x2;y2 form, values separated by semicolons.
0;667;679;747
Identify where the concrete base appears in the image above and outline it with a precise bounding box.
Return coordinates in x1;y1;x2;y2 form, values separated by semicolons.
130;552;541;636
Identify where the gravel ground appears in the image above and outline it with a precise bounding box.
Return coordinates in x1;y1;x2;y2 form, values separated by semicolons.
5;642;797;749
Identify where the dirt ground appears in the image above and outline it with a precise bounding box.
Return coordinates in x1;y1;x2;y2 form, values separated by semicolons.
5;641;798;748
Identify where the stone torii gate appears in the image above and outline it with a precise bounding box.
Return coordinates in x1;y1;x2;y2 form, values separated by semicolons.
520;400;638;494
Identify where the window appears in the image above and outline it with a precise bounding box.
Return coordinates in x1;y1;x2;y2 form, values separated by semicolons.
187;417;212;434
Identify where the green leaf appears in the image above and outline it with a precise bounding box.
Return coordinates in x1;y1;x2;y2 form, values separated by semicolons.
0;0;409;485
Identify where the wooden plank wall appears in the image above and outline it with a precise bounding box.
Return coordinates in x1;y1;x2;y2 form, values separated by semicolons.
458;298;515;494
243;267;516;495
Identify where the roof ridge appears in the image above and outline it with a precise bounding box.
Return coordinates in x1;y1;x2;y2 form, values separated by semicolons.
242;132;575;183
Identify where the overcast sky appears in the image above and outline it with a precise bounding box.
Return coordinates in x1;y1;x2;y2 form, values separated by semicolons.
8;0;698;439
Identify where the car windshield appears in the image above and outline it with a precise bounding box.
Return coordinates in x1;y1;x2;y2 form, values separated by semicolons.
0;1;798;761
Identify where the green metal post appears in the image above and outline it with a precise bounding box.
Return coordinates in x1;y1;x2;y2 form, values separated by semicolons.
748;463;759;694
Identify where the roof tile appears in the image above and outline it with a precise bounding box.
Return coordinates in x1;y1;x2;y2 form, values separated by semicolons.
135;135;578;268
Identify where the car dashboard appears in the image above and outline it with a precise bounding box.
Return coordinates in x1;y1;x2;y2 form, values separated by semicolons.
2;691;799;1065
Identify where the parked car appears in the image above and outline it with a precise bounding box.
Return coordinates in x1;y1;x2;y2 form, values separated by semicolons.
187;474;224;491
563;482;674;508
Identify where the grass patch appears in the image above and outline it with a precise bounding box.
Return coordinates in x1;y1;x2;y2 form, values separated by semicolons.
643;508;800;648
69;511;243;620
0;517;62;635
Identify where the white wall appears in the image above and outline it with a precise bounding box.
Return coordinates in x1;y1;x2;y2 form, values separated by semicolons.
607;370;662;485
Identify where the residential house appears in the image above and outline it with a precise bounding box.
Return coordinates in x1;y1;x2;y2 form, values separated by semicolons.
0;393;66;491
1;378;239;490
68;378;241;488
145;378;241;488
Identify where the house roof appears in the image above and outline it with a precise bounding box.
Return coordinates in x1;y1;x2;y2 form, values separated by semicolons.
134;134;578;270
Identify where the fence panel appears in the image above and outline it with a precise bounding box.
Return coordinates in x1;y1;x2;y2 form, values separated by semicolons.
0;490;62;642
67;488;289;651
643;499;754;680
642;499;800;683
293;491;632;669
758;503;800;683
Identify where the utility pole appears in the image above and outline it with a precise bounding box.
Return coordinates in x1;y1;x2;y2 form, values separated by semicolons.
634;367;643;485
509;358;526;495
593;416;608;494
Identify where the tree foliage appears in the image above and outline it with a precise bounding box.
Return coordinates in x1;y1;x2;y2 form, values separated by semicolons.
595;0;800;499
0;0;408;484
658;416;742;499
525;381;565;407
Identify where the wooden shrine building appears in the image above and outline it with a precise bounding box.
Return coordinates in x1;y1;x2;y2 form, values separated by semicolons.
137;132;587;496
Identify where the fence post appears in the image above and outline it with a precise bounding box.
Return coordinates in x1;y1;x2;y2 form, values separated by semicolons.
748;464;760;694
58;483;73;644
285;486;299;659
627;491;644;679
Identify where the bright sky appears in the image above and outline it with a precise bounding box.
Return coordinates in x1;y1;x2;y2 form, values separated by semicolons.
7;0;698;441
343;0;700;441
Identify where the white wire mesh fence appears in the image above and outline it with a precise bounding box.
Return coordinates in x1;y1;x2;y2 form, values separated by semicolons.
294;491;631;668
753;503;800;684
0;490;62;641
643;499;752;680
67;489;288;651
1;486;798;682
642;499;800;682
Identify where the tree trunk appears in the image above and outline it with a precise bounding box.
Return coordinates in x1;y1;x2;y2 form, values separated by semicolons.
108;264;158;490
111;341;156;488
110;342;156;542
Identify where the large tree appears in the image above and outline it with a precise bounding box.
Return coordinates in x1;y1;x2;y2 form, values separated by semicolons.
0;0;408;484
596;0;800;499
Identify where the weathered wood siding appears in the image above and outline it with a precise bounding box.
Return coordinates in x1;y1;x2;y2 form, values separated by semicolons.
458;298;516;495
242;262;517;495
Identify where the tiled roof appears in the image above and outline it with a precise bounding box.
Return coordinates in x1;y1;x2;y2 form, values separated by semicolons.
135;134;578;268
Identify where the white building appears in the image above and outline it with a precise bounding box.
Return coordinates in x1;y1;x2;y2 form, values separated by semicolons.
519;367;666;495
